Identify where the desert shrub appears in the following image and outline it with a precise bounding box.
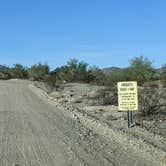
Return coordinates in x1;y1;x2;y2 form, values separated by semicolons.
161;64;166;86
67;59;91;82
54;66;71;83
128;56;156;85
139;87;166;116
105;68;132;86
102;85;118;105
0;66;11;79
105;73;118;86
44;73;57;90
89;66;107;85
11;64;28;79
69;59;83;80
28;63;50;81
103;56;156;87
94;85;118;105
143;80;163;88
54;59;94;83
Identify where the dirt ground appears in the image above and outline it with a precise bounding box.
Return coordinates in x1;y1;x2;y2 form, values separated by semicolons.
0;80;165;165
32;82;166;166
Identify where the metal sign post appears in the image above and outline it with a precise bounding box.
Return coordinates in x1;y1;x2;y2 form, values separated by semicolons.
127;111;133;128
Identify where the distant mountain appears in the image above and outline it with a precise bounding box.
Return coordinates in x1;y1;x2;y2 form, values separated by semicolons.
0;65;8;71
156;68;162;73
102;67;124;74
103;66;163;74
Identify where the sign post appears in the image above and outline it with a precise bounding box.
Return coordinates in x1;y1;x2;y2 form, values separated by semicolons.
117;81;138;128
127;111;133;128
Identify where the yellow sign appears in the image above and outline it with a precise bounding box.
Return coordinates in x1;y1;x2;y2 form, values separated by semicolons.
118;81;138;111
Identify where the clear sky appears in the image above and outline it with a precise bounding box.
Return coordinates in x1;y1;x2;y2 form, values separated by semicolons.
0;0;166;69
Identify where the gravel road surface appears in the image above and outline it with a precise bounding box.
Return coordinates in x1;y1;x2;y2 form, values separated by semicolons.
0;80;88;165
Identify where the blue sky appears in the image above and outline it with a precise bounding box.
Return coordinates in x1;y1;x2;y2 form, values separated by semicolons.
0;0;166;69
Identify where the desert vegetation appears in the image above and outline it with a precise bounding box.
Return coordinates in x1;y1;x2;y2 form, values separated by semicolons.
0;56;166;116
0;56;163;85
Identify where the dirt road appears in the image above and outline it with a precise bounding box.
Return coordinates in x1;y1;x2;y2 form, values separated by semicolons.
0;80;89;165
0;80;164;166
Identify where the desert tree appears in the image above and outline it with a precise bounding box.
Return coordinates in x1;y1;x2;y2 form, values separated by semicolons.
128;56;155;85
28;63;50;81
11;64;28;79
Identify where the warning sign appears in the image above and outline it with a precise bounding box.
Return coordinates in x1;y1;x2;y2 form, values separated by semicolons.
117;81;138;111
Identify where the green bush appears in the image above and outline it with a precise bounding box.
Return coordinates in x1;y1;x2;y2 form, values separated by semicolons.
0;66;11;80
105;68;131;86
11;64;28;79
28;63;50;81
105;56;156;86
54;59;94;83
67;59;90;82
44;73;57;89
128;56;156;85
161;64;166;86
54;66;71;83
89;66;107;85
